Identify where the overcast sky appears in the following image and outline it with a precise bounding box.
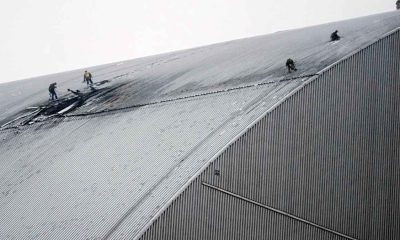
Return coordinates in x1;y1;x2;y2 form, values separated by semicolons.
0;0;396;83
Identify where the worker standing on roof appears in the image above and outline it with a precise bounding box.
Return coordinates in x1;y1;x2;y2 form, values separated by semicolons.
83;70;93;85
48;82;58;100
286;58;297;73
330;30;341;41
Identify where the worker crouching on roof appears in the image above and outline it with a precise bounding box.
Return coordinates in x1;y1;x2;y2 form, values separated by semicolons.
331;30;341;41
286;58;297;73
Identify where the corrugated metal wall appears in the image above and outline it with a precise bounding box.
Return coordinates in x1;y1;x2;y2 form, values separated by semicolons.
138;30;400;240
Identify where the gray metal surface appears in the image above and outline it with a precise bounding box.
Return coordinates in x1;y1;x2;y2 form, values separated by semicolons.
139;29;400;240
0;80;311;239
0;11;399;240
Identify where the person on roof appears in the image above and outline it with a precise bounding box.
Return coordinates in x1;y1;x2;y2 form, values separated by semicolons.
330;30;341;41
286;58;297;73
48;82;58;100
397;0;400;10
83;70;93;85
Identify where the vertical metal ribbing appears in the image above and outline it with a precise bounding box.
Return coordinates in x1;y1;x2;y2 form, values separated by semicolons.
138;30;400;240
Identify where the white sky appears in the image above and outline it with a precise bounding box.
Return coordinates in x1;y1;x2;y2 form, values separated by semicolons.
0;0;396;83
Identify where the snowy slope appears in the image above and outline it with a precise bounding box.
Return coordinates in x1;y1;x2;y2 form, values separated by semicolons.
0;11;399;239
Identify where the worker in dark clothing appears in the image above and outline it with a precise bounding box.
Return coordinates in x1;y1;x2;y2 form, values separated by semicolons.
48;83;58;100
286;58;297;73
331;30;341;41
83;70;93;85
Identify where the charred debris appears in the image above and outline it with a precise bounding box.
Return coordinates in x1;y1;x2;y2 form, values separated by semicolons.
0;80;125;130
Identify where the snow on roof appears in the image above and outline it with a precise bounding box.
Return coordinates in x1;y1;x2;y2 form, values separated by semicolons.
0;11;399;239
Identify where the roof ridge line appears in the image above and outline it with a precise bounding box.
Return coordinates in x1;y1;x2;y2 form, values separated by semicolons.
315;26;400;76
63;74;316;118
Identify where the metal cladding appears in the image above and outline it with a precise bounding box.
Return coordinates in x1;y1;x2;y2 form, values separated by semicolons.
139;30;400;240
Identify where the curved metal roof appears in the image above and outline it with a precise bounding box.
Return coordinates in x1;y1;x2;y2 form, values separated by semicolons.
0;11;399;239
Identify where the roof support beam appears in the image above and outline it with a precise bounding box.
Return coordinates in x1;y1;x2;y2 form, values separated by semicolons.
202;182;358;240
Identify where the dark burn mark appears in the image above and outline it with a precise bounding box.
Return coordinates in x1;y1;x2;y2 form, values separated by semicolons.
0;81;128;129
